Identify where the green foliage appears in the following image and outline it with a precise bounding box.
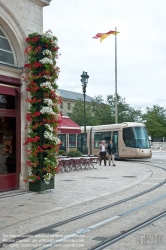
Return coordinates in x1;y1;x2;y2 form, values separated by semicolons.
69;94;142;126
107;94;142;123
67;150;82;157
69;94;166;139
143;105;166;139
58;150;66;156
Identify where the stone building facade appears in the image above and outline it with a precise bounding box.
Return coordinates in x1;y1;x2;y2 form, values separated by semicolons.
58;89;94;116
0;0;52;192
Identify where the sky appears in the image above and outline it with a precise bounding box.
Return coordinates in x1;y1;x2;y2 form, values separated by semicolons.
43;0;166;111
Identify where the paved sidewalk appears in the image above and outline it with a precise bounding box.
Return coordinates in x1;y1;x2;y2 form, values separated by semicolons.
0;160;152;229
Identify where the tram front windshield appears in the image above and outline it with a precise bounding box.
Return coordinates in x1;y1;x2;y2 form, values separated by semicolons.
123;126;151;149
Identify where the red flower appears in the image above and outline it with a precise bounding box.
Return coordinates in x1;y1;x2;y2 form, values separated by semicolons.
52;46;59;51
26;113;32;122
26;81;40;92
34;46;42;53
24;136;40;145
26;36;40;43
31;123;40;129
25;97;37;104
26;161;32;166
34;62;42;68
37;145;44;152
33;111;41;117
24;46;33;54
24;63;32;69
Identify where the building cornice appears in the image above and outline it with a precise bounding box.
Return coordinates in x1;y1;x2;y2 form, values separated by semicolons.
31;0;52;7
0;64;22;74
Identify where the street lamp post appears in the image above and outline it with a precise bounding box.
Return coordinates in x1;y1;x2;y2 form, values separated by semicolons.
81;71;89;155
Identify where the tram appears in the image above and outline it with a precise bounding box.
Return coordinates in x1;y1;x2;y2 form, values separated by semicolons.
77;122;152;159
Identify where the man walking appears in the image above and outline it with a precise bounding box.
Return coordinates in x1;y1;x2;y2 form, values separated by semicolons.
107;140;116;166
98;140;107;166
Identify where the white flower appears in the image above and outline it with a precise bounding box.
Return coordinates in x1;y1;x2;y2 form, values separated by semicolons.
39;57;53;65
43;173;53;185
43;32;53;39
40;81;56;92
43;75;53;80
44;158;56;167
44;131;61;144
45;124;53;132
44;98;53;107
43;50;52;58
40;106;57;116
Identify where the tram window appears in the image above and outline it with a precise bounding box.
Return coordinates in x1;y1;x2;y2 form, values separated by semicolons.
133;127;151;149
123;127;136;148
94;132;111;148
94;132;101;148
69;134;76;148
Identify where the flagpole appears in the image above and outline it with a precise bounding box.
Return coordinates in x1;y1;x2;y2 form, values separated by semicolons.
115;27;118;123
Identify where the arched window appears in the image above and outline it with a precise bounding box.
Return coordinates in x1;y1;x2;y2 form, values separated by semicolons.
0;28;16;66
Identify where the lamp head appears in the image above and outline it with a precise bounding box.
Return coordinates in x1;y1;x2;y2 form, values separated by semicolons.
80;71;89;84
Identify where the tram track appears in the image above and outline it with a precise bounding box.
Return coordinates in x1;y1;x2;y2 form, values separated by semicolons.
0;161;166;249
88;211;166;250
29;191;166;249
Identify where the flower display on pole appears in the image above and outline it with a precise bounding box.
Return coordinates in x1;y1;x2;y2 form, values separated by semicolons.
24;30;61;184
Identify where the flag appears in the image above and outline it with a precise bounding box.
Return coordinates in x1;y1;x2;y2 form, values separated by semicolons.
93;30;119;42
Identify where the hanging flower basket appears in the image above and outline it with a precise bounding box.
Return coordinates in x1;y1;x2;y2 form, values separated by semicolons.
24;31;61;191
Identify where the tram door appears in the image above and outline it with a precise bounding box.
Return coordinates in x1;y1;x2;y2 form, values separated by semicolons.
112;131;119;157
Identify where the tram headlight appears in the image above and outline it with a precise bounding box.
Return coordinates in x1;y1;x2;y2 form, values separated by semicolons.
137;149;143;152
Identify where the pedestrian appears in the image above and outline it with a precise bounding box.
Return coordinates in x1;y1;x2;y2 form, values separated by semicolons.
107;140;116;166
98;140;107;166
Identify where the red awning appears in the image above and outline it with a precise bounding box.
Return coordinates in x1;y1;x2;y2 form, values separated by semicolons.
0;86;16;96
0;85;21;96
15;88;22;94
58;116;81;134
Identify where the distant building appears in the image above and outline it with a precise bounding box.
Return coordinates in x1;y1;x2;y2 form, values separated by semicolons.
58;89;94;116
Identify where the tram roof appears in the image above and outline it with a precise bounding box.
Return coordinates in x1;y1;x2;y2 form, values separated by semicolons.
81;122;145;132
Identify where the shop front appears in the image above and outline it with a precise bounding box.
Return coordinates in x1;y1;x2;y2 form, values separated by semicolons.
0;81;21;192
0;0;53;192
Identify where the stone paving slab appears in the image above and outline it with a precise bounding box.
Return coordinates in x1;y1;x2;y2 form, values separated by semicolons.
0;161;152;230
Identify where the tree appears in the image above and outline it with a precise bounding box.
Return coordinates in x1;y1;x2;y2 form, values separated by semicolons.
69;94;143;126
68;99;99;126
143;105;166;140
68;96;111;126
90;95;112;125
107;94;142;123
